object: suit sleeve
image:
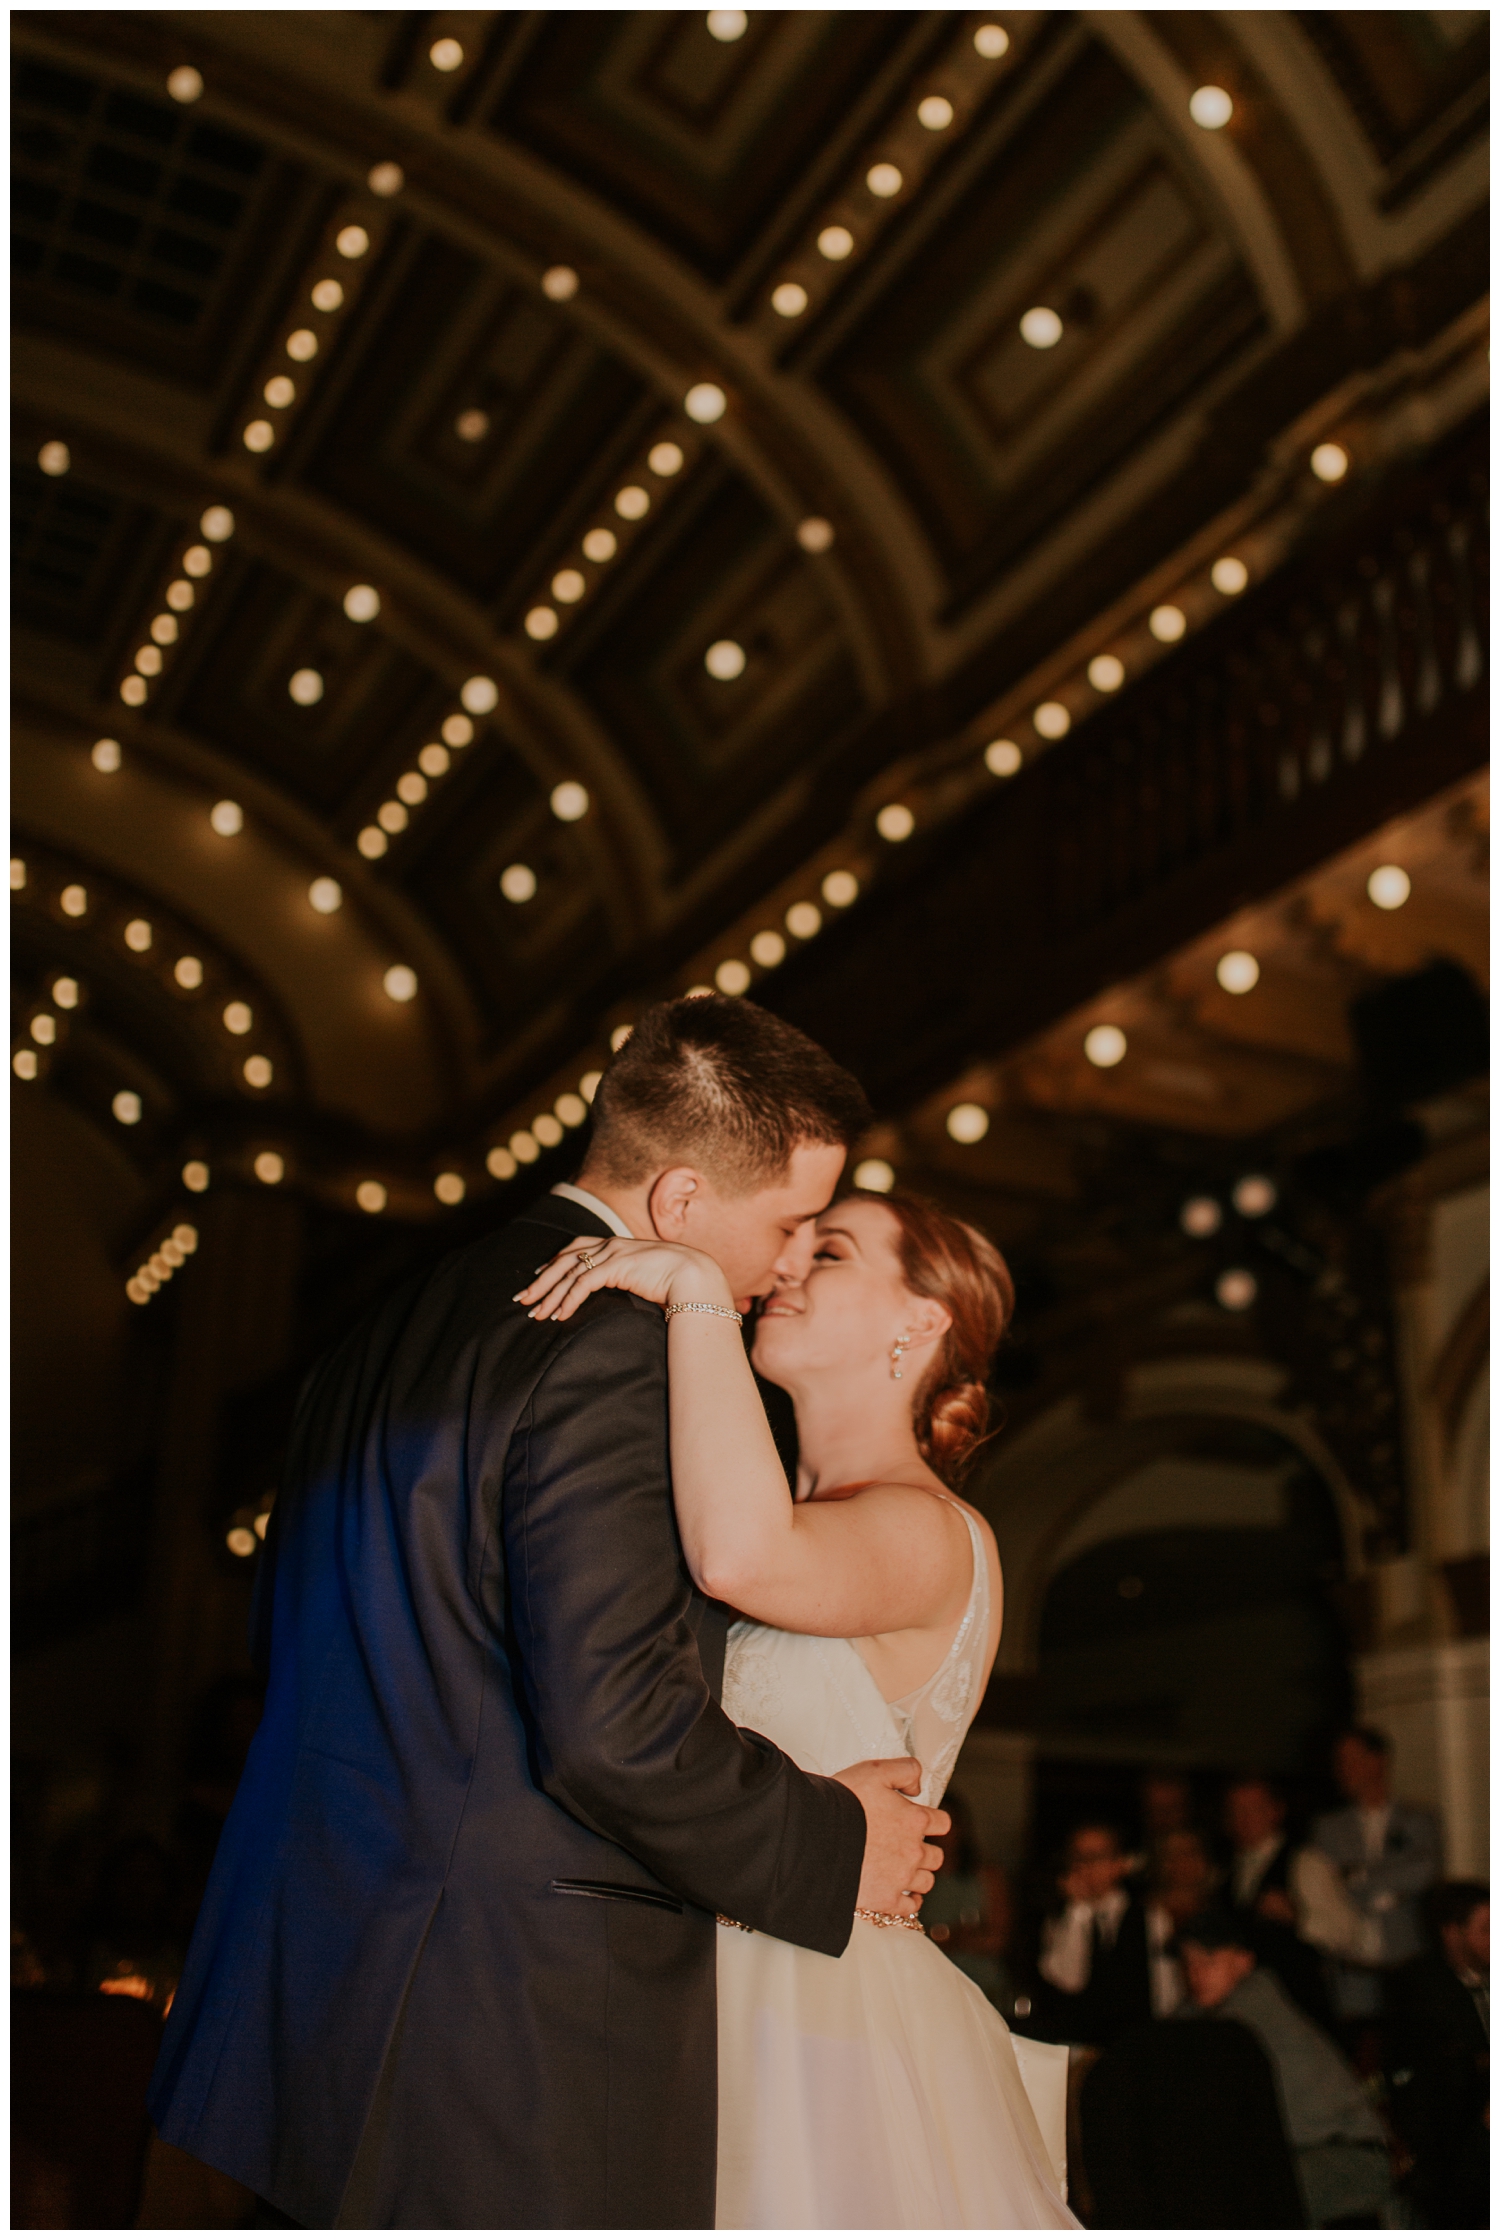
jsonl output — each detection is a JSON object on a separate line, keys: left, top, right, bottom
{"left": 496, "top": 1294, "right": 865, "bottom": 1956}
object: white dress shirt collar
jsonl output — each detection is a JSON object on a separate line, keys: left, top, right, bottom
{"left": 549, "top": 1181, "right": 634, "bottom": 1238}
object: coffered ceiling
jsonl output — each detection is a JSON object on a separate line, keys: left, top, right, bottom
{"left": 10, "top": 8, "right": 1489, "bottom": 1230}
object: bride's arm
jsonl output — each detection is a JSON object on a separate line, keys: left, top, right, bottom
{"left": 516, "top": 1239, "right": 968, "bottom": 1639}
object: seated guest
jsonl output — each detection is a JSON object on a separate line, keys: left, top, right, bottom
{"left": 1312, "top": 1726, "right": 1439, "bottom": 2033}
{"left": 1147, "top": 1825, "right": 1218, "bottom": 1932}
{"left": 1034, "top": 1821, "right": 1176, "bottom": 2043}
{"left": 1178, "top": 1908, "right": 1394, "bottom": 2228}
{"left": 1390, "top": 1880, "right": 1488, "bottom": 2230}
{"left": 1224, "top": 1774, "right": 1342, "bottom": 2028}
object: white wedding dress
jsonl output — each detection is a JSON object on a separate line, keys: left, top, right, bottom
{"left": 716, "top": 1500, "right": 1079, "bottom": 2229}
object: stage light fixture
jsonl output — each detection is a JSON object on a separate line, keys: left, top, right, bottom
{"left": 92, "top": 738, "right": 122, "bottom": 773}
{"left": 383, "top": 965, "right": 418, "bottom": 1003}
{"left": 551, "top": 782, "right": 589, "bottom": 822}
{"left": 309, "top": 878, "right": 342, "bottom": 914}
{"left": 877, "top": 804, "right": 915, "bottom": 841}
{"left": 1367, "top": 864, "right": 1410, "bottom": 910}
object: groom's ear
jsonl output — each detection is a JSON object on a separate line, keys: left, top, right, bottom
{"left": 646, "top": 1165, "right": 705, "bottom": 1239}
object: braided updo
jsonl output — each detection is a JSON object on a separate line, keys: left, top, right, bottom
{"left": 848, "top": 1188, "right": 1014, "bottom": 1486}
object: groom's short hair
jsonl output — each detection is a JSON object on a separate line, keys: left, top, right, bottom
{"left": 585, "top": 994, "right": 871, "bottom": 1191}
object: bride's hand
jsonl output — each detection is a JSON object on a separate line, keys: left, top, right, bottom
{"left": 515, "top": 1236, "right": 735, "bottom": 1323}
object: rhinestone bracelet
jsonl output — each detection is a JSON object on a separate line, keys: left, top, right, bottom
{"left": 664, "top": 1301, "right": 743, "bottom": 1326}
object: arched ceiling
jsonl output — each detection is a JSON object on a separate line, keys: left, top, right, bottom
{"left": 11, "top": 7, "right": 1489, "bottom": 1225}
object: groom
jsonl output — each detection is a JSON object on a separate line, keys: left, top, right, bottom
{"left": 150, "top": 996, "right": 948, "bottom": 2228}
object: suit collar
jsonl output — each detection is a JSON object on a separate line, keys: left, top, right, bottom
{"left": 517, "top": 1193, "right": 615, "bottom": 1242}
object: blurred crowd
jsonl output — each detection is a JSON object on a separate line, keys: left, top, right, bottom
{"left": 931, "top": 1728, "right": 1487, "bottom": 2230}
{"left": 12, "top": 1695, "right": 1487, "bottom": 2230}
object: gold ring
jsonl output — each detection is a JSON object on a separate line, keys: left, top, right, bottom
{"left": 576, "top": 1251, "right": 601, "bottom": 1273}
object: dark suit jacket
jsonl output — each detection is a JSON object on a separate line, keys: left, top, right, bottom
{"left": 1391, "top": 1952, "right": 1490, "bottom": 2226}
{"left": 149, "top": 1195, "right": 865, "bottom": 2228}
{"left": 1229, "top": 1838, "right": 1336, "bottom": 2032}
{"left": 1081, "top": 2017, "right": 1304, "bottom": 2229}
{"left": 1030, "top": 1894, "right": 1154, "bottom": 2048}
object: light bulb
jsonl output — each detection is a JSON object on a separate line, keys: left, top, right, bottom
{"left": 1084, "top": 1024, "right": 1127, "bottom": 1068}
{"left": 853, "top": 1158, "right": 895, "bottom": 1192}
{"left": 1189, "top": 85, "right": 1234, "bottom": 129}
{"left": 985, "top": 739, "right": 1022, "bottom": 776}
{"left": 946, "top": 1103, "right": 989, "bottom": 1144}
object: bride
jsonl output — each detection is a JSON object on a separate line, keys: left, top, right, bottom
{"left": 521, "top": 1187, "right": 1079, "bottom": 2230}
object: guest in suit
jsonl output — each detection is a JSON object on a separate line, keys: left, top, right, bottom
{"left": 1390, "top": 1880, "right": 1488, "bottom": 2229}
{"left": 1223, "top": 1774, "right": 1336, "bottom": 2030}
{"left": 1312, "top": 1726, "right": 1440, "bottom": 2030}
{"left": 1034, "top": 1822, "right": 1169, "bottom": 2044}
{"left": 148, "top": 996, "right": 947, "bottom": 2230}
{"left": 1178, "top": 1908, "right": 1394, "bottom": 2228}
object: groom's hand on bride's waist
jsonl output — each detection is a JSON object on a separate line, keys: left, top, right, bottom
{"left": 834, "top": 1758, "right": 949, "bottom": 1920}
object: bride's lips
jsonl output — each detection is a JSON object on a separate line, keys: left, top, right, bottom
{"left": 756, "top": 1299, "right": 801, "bottom": 1318}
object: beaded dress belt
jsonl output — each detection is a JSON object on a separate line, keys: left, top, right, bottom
{"left": 717, "top": 1909, "right": 926, "bottom": 1935}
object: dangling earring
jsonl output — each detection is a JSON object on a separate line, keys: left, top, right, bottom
{"left": 890, "top": 1333, "right": 911, "bottom": 1381}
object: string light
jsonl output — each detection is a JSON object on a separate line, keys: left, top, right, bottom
{"left": 684, "top": 383, "right": 727, "bottom": 423}
{"left": 174, "top": 956, "right": 203, "bottom": 990}
{"left": 383, "top": 965, "right": 418, "bottom": 1002}
{"left": 183, "top": 1161, "right": 210, "bottom": 1192}
{"left": 552, "top": 569, "right": 585, "bottom": 604}
{"left": 461, "top": 677, "right": 498, "bottom": 714}
{"left": 223, "top": 1001, "right": 252, "bottom": 1034}
{"left": 500, "top": 864, "right": 537, "bottom": 903}
{"left": 706, "top": 9, "right": 747, "bottom": 37}
{"left": 1084, "top": 1024, "right": 1127, "bottom": 1068}
{"left": 974, "top": 24, "right": 1009, "bottom": 57}
{"left": 1212, "top": 556, "right": 1248, "bottom": 595}
{"left": 772, "top": 283, "right": 807, "bottom": 317}
{"left": 918, "top": 95, "right": 954, "bottom": 129}
{"left": 609, "top": 1026, "right": 633, "bottom": 1052}
{"left": 555, "top": 1091, "right": 589, "bottom": 1127}
{"left": 263, "top": 376, "right": 295, "bottom": 409}
{"left": 1233, "top": 1176, "right": 1277, "bottom": 1217}
{"left": 786, "top": 901, "right": 822, "bottom": 939}
{"left": 368, "top": 162, "right": 404, "bottom": 196}
{"left": 289, "top": 669, "right": 324, "bottom": 705}
{"left": 1033, "top": 702, "right": 1070, "bottom": 740}
{"left": 112, "top": 1090, "right": 142, "bottom": 1124}
{"left": 396, "top": 773, "right": 427, "bottom": 805}
{"left": 551, "top": 782, "right": 589, "bottom": 822}
{"left": 356, "top": 1180, "right": 387, "bottom": 1212}
{"left": 61, "top": 885, "right": 88, "bottom": 918}
{"left": 705, "top": 640, "right": 746, "bottom": 680}
{"left": 946, "top": 1103, "right": 989, "bottom": 1143}
{"left": 853, "top": 1158, "right": 895, "bottom": 1191}
{"left": 335, "top": 225, "right": 370, "bottom": 259}
{"left": 822, "top": 870, "right": 859, "bottom": 907}
{"left": 614, "top": 486, "right": 649, "bottom": 520}
{"left": 358, "top": 827, "right": 388, "bottom": 859}
{"left": 442, "top": 714, "right": 474, "bottom": 747}
{"left": 533, "top": 1113, "right": 564, "bottom": 1148}
{"left": 254, "top": 1151, "right": 284, "bottom": 1184}
{"left": 201, "top": 506, "right": 234, "bottom": 542}
{"left": 1311, "top": 443, "right": 1349, "bottom": 483}
{"left": 10, "top": 860, "right": 25, "bottom": 890}
{"left": 31, "top": 1014, "right": 56, "bottom": 1045}
{"left": 1189, "top": 86, "right": 1233, "bottom": 129}
{"left": 434, "top": 1172, "right": 466, "bottom": 1204}
{"left": 750, "top": 930, "right": 786, "bottom": 967}
{"left": 817, "top": 226, "right": 854, "bottom": 261}
{"left": 797, "top": 518, "right": 834, "bottom": 553}
{"left": 308, "top": 877, "right": 342, "bottom": 914}
{"left": 985, "top": 739, "right": 1022, "bottom": 776}
{"left": 541, "top": 266, "right": 578, "bottom": 302}
{"left": 53, "top": 978, "right": 79, "bottom": 1009}
{"left": 582, "top": 528, "right": 617, "bottom": 563}
{"left": 286, "top": 328, "right": 317, "bottom": 362}
{"left": 243, "top": 1055, "right": 273, "bottom": 1088}
{"left": 648, "top": 442, "right": 684, "bottom": 476}
{"left": 1216, "top": 950, "right": 1260, "bottom": 993}
{"left": 38, "top": 441, "right": 70, "bottom": 476}
{"left": 1181, "top": 1196, "right": 1222, "bottom": 1237}
{"left": 486, "top": 1146, "right": 518, "bottom": 1180}
{"left": 877, "top": 804, "right": 914, "bottom": 840}
{"left": 183, "top": 544, "right": 212, "bottom": 577}
{"left": 418, "top": 744, "right": 450, "bottom": 777}
{"left": 581, "top": 1069, "right": 603, "bottom": 1100}
{"left": 311, "top": 279, "right": 343, "bottom": 312}
{"left": 1368, "top": 864, "right": 1410, "bottom": 910}
{"left": 715, "top": 960, "right": 751, "bottom": 995}
{"left": 243, "top": 421, "right": 274, "bottom": 453}
{"left": 510, "top": 1130, "right": 540, "bottom": 1164}
{"left": 209, "top": 800, "right": 243, "bottom": 837}
{"left": 377, "top": 801, "right": 408, "bottom": 833}
{"left": 867, "top": 163, "right": 903, "bottom": 198}
{"left": 1149, "top": 604, "right": 1186, "bottom": 642}
{"left": 1088, "top": 654, "right": 1125, "bottom": 692}
{"left": 1020, "top": 307, "right": 1062, "bottom": 349}
{"left": 344, "top": 585, "right": 380, "bottom": 622}
{"left": 1216, "top": 1268, "right": 1257, "bottom": 1310}
{"left": 92, "top": 738, "right": 121, "bottom": 773}
{"left": 13, "top": 1050, "right": 38, "bottom": 1080}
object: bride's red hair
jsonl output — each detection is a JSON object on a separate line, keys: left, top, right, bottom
{"left": 847, "top": 1189, "right": 1014, "bottom": 1486}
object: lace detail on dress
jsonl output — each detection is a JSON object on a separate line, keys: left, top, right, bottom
{"left": 722, "top": 1624, "right": 782, "bottom": 1727}
{"left": 883, "top": 1502, "right": 991, "bottom": 1807}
